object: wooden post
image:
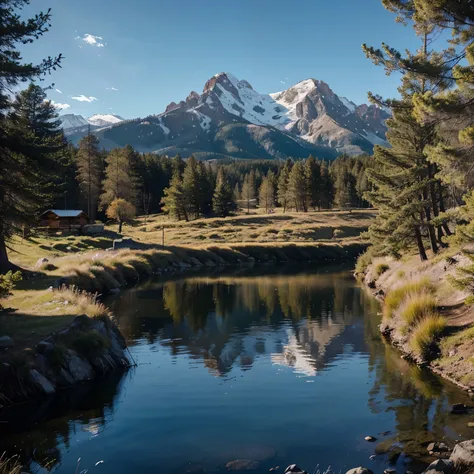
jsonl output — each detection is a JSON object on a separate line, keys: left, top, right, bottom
{"left": 162, "top": 226, "right": 165, "bottom": 249}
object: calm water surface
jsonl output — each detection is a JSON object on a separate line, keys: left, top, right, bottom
{"left": 1, "top": 264, "right": 473, "bottom": 474}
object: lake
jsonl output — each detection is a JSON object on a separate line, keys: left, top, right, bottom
{"left": 1, "top": 264, "right": 473, "bottom": 474}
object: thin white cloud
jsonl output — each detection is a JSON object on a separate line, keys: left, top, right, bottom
{"left": 71, "top": 95, "right": 98, "bottom": 103}
{"left": 55, "top": 89, "right": 63, "bottom": 94}
{"left": 76, "top": 33, "right": 106, "bottom": 48}
{"left": 280, "top": 80, "right": 286, "bottom": 85}
{"left": 106, "top": 87, "right": 119, "bottom": 91}
{"left": 50, "top": 100, "right": 70, "bottom": 110}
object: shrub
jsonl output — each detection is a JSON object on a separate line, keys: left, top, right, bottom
{"left": 397, "top": 270, "right": 405, "bottom": 278}
{"left": 332, "top": 228, "right": 344, "bottom": 239}
{"left": 375, "top": 263, "right": 390, "bottom": 277}
{"left": 400, "top": 293, "right": 438, "bottom": 331}
{"left": 410, "top": 315, "right": 446, "bottom": 359}
{"left": 355, "top": 247, "right": 375, "bottom": 274}
{"left": 0, "top": 271, "right": 22, "bottom": 307}
{"left": 383, "top": 278, "right": 434, "bottom": 319}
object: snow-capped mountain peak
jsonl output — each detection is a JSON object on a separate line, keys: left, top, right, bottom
{"left": 88, "top": 114, "right": 124, "bottom": 127}
{"left": 64, "top": 72, "right": 389, "bottom": 159}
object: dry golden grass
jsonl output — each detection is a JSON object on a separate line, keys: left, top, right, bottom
{"left": 0, "top": 454, "right": 22, "bottom": 474}
{"left": 410, "top": 315, "right": 447, "bottom": 359}
{"left": 0, "top": 287, "right": 111, "bottom": 350}
{"left": 117, "top": 209, "right": 375, "bottom": 247}
{"left": 383, "top": 278, "right": 435, "bottom": 320}
{"left": 399, "top": 293, "right": 438, "bottom": 332}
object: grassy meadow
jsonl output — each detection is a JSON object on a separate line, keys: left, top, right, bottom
{"left": 1, "top": 208, "right": 374, "bottom": 352}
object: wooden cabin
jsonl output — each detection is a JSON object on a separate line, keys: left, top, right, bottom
{"left": 39, "top": 210, "right": 88, "bottom": 231}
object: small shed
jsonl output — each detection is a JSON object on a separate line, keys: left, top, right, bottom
{"left": 39, "top": 210, "right": 89, "bottom": 231}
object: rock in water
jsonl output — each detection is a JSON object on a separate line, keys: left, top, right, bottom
{"left": 0, "top": 336, "right": 14, "bottom": 349}
{"left": 422, "top": 459, "right": 454, "bottom": 474}
{"left": 226, "top": 460, "right": 260, "bottom": 471}
{"left": 345, "top": 468, "right": 374, "bottom": 474}
{"left": 365, "top": 436, "right": 377, "bottom": 442}
{"left": 427, "top": 442, "right": 450, "bottom": 453}
{"left": 284, "top": 465, "right": 307, "bottom": 474}
{"left": 450, "top": 439, "right": 474, "bottom": 465}
{"left": 29, "top": 369, "right": 55, "bottom": 395}
{"left": 451, "top": 403, "right": 468, "bottom": 414}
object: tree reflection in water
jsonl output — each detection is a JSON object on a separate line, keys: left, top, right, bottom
{"left": 1, "top": 265, "right": 472, "bottom": 474}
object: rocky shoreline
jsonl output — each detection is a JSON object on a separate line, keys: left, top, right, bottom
{"left": 359, "top": 253, "right": 474, "bottom": 393}
{"left": 0, "top": 314, "right": 130, "bottom": 407}
{"left": 280, "top": 438, "right": 474, "bottom": 474}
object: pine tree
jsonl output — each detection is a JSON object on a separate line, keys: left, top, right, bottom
{"left": 305, "top": 155, "right": 321, "bottom": 210}
{"left": 76, "top": 131, "right": 102, "bottom": 222}
{"left": 161, "top": 171, "right": 187, "bottom": 221}
{"left": 363, "top": 20, "right": 453, "bottom": 257}
{"left": 100, "top": 147, "right": 138, "bottom": 211}
{"left": 259, "top": 174, "right": 275, "bottom": 213}
{"left": 182, "top": 156, "right": 202, "bottom": 220}
{"left": 198, "top": 161, "right": 214, "bottom": 216}
{"left": 241, "top": 171, "right": 256, "bottom": 214}
{"left": 233, "top": 182, "right": 241, "bottom": 201}
{"left": 213, "top": 168, "right": 235, "bottom": 217}
{"left": 287, "top": 161, "right": 307, "bottom": 212}
{"left": 277, "top": 159, "right": 292, "bottom": 212}
{"left": 9, "top": 84, "right": 67, "bottom": 206}
{"left": 0, "top": 1, "right": 62, "bottom": 269}
{"left": 319, "top": 161, "right": 333, "bottom": 209}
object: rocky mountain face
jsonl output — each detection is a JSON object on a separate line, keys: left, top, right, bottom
{"left": 64, "top": 73, "right": 388, "bottom": 160}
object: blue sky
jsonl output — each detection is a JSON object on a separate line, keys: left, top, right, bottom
{"left": 19, "top": 0, "right": 423, "bottom": 119}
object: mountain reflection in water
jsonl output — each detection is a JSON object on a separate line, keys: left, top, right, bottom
{"left": 1, "top": 265, "right": 473, "bottom": 474}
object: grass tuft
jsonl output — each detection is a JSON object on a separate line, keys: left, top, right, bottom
{"left": 383, "top": 278, "right": 435, "bottom": 320}
{"left": 410, "top": 315, "right": 446, "bottom": 359}
{"left": 400, "top": 293, "right": 438, "bottom": 332}
{"left": 0, "top": 454, "right": 22, "bottom": 474}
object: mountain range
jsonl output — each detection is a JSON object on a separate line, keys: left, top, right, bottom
{"left": 62, "top": 73, "right": 389, "bottom": 160}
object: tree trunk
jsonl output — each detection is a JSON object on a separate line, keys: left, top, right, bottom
{"left": 0, "top": 234, "right": 11, "bottom": 273}
{"left": 423, "top": 199, "right": 439, "bottom": 254}
{"left": 118, "top": 220, "right": 123, "bottom": 233}
{"left": 414, "top": 227, "right": 428, "bottom": 261}
{"left": 439, "top": 191, "right": 452, "bottom": 236}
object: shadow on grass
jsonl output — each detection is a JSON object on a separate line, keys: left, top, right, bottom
{"left": 0, "top": 310, "right": 76, "bottom": 351}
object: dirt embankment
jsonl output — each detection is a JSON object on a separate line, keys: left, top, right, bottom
{"left": 362, "top": 251, "right": 474, "bottom": 391}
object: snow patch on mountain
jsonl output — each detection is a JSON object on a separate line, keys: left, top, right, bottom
{"left": 339, "top": 97, "right": 357, "bottom": 113}
{"left": 88, "top": 114, "right": 124, "bottom": 127}
{"left": 211, "top": 74, "right": 288, "bottom": 128}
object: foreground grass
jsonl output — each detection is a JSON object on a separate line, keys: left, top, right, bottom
{"left": 365, "top": 249, "right": 474, "bottom": 388}
{"left": 383, "top": 278, "right": 435, "bottom": 320}
{"left": 410, "top": 315, "right": 447, "bottom": 359}
{"left": 399, "top": 293, "right": 438, "bottom": 332}
{"left": 0, "top": 454, "right": 21, "bottom": 474}
{"left": 0, "top": 288, "right": 111, "bottom": 351}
